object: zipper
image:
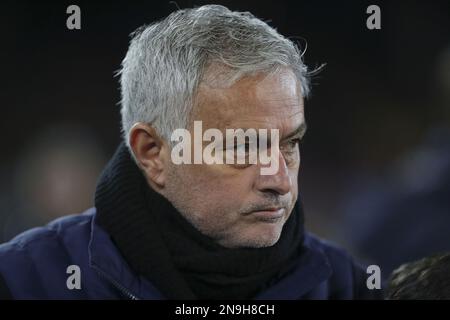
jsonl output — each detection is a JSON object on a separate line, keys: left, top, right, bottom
{"left": 92, "top": 265, "right": 140, "bottom": 300}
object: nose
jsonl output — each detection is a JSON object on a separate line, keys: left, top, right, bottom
{"left": 254, "top": 150, "right": 292, "bottom": 196}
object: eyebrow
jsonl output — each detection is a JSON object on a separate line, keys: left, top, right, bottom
{"left": 281, "top": 121, "right": 307, "bottom": 142}
{"left": 222, "top": 122, "right": 307, "bottom": 146}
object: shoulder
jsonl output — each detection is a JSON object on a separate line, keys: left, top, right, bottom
{"left": 0, "top": 209, "right": 94, "bottom": 257}
{"left": 303, "top": 232, "right": 384, "bottom": 299}
{"left": 304, "top": 232, "right": 354, "bottom": 269}
{"left": 0, "top": 209, "right": 95, "bottom": 299}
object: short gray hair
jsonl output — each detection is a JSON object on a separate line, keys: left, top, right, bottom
{"left": 119, "top": 4, "right": 313, "bottom": 147}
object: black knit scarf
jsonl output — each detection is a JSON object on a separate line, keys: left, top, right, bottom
{"left": 95, "top": 143, "right": 305, "bottom": 299}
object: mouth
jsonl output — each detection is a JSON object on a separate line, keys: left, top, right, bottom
{"left": 248, "top": 207, "right": 285, "bottom": 223}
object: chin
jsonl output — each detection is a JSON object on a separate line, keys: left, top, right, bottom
{"left": 231, "top": 223, "right": 284, "bottom": 248}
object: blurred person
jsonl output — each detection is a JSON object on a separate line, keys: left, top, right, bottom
{"left": 0, "top": 5, "right": 381, "bottom": 299}
{"left": 1, "top": 125, "right": 106, "bottom": 241}
{"left": 387, "top": 253, "right": 450, "bottom": 300}
{"left": 338, "top": 44, "right": 450, "bottom": 275}
{"left": 340, "top": 127, "right": 450, "bottom": 273}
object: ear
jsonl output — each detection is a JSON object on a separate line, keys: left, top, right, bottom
{"left": 129, "top": 123, "right": 169, "bottom": 189}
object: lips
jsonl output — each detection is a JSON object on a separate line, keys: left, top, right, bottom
{"left": 249, "top": 207, "right": 285, "bottom": 222}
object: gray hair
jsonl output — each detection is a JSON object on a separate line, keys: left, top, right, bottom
{"left": 119, "top": 4, "right": 314, "bottom": 147}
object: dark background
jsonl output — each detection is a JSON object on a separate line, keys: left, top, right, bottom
{"left": 1, "top": 0, "right": 449, "bottom": 274}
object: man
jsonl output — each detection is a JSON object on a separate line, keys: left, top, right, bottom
{"left": 0, "top": 5, "right": 381, "bottom": 299}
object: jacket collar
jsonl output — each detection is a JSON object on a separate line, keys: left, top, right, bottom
{"left": 88, "top": 212, "right": 332, "bottom": 300}
{"left": 254, "top": 237, "right": 332, "bottom": 299}
{"left": 88, "top": 212, "right": 165, "bottom": 299}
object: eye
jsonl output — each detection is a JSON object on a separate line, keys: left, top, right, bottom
{"left": 283, "top": 138, "right": 300, "bottom": 151}
{"left": 288, "top": 139, "right": 300, "bottom": 148}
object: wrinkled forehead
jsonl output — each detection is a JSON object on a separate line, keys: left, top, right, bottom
{"left": 192, "top": 69, "right": 305, "bottom": 136}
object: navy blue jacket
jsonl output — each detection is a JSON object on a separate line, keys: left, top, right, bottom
{"left": 0, "top": 208, "right": 382, "bottom": 299}
{"left": 0, "top": 208, "right": 381, "bottom": 300}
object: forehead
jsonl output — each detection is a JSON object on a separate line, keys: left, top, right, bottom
{"left": 193, "top": 69, "right": 305, "bottom": 136}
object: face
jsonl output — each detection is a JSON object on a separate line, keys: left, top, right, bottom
{"left": 163, "top": 68, "right": 306, "bottom": 248}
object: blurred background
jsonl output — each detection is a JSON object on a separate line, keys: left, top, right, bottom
{"left": 0, "top": 0, "right": 449, "bottom": 276}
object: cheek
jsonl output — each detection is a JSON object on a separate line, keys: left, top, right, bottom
{"left": 292, "top": 148, "right": 302, "bottom": 168}
{"left": 190, "top": 164, "right": 256, "bottom": 203}
{"left": 288, "top": 164, "right": 300, "bottom": 195}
